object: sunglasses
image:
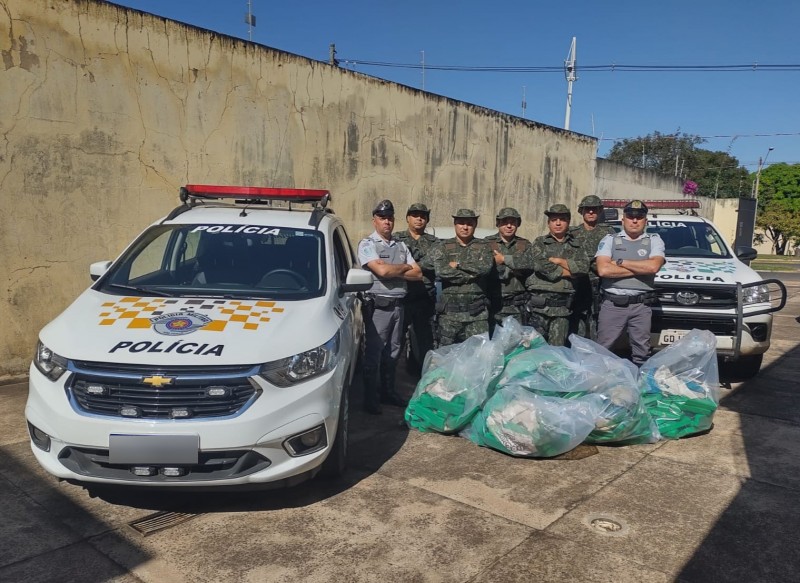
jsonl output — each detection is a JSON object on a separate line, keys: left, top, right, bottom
{"left": 582, "top": 207, "right": 600, "bottom": 213}
{"left": 624, "top": 212, "right": 647, "bottom": 220}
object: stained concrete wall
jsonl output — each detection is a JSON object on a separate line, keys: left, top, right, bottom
{"left": 0, "top": 0, "right": 597, "bottom": 378}
{"left": 595, "top": 158, "right": 684, "bottom": 201}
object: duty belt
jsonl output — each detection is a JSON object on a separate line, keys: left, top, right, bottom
{"left": 526, "top": 294, "right": 572, "bottom": 309}
{"left": 440, "top": 297, "right": 488, "bottom": 316}
{"left": 603, "top": 291, "right": 657, "bottom": 306}
{"left": 371, "top": 295, "right": 404, "bottom": 310}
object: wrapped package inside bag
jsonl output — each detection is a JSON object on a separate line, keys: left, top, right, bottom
{"left": 568, "top": 335, "right": 660, "bottom": 444}
{"left": 492, "top": 316, "right": 547, "bottom": 364}
{"left": 496, "top": 337, "right": 659, "bottom": 444}
{"left": 405, "top": 333, "right": 505, "bottom": 433}
{"left": 461, "top": 384, "right": 604, "bottom": 457}
{"left": 496, "top": 347, "right": 583, "bottom": 396}
{"left": 638, "top": 329, "right": 720, "bottom": 439}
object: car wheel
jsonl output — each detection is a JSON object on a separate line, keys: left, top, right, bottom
{"left": 319, "top": 386, "right": 349, "bottom": 479}
{"left": 725, "top": 354, "right": 763, "bottom": 380}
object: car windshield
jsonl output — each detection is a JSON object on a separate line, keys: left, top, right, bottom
{"left": 97, "top": 224, "right": 326, "bottom": 300}
{"left": 612, "top": 219, "right": 731, "bottom": 259}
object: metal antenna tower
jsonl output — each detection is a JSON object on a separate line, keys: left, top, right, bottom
{"left": 564, "top": 37, "right": 577, "bottom": 130}
{"left": 245, "top": 1, "right": 256, "bottom": 41}
{"left": 522, "top": 86, "right": 527, "bottom": 118}
{"left": 421, "top": 50, "right": 425, "bottom": 90}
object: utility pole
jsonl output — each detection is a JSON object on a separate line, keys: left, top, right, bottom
{"left": 521, "top": 86, "right": 527, "bottom": 118}
{"left": 753, "top": 147, "right": 774, "bottom": 199}
{"left": 421, "top": 50, "right": 425, "bottom": 91}
{"left": 244, "top": 0, "right": 256, "bottom": 41}
{"left": 563, "top": 37, "right": 577, "bottom": 130}
{"left": 329, "top": 44, "right": 339, "bottom": 66}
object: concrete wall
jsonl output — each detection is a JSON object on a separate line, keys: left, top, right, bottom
{"left": 0, "top": 0, "right": 597, "bottom": 378}
{"left": 595, "top": 158, "right": 685, "bottom": 201}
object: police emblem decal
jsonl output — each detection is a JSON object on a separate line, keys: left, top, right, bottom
{"left": 151, "top": 312, "right": 212, "bottom": 336}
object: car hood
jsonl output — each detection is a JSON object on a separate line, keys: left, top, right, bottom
{"left": 656, "top": 257, "right": 760, "bottom": 286}
{"left": 39, "top": 290, "right": 338, "bottom": 365}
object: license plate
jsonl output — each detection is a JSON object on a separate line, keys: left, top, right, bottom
{"left": 109, "top": 434, "right": 199, "bottom": 464}
{"left": 659, "top": 329, "right": 688, "bottom": 346}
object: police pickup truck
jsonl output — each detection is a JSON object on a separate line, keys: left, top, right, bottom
{"left": 607, "top": 209, "right": 786, "bottom": 378}
{"left": 26, "top": 185, "right": 373, "bottom": 489}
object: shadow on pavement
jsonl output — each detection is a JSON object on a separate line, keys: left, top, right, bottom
{"left": 0, "top": 442, "right": 154, "bottom": 582}
{"left": 79, "top": 367, "right": 413, "bottom": 513}
{"left": 677, "top": 342, "right": 800, "bottom": 581}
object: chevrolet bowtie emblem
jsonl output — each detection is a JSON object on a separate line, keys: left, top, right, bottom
{"left": 142, "top": 375, "right": 174, "bottom": 388}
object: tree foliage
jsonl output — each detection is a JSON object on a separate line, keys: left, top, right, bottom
{"left": 753, "top": 163, "right": 800, "bottom": 254}
{"left": 606, "top": 131, "right": 749, "bottom": 199}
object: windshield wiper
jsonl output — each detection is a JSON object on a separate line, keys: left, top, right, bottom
{"left": 105, "top": 283, "right": 173, "bottom": 297}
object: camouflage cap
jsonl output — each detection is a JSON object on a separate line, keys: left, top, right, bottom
{"left": 495, "top": 207, "right": 522, "bottom": 221}
{"left": 372, "top": 199, "right": 395, "bottom": 216}
{"left": 544, "top": 203, "right": 571, "bottom": 217}
{"left": 406, "top": 202, "right": 430, "bottom": 215}
{"left": 623, "top": 199, "right": 648, "bottom": 214}
{"left": 578, "top": 195, "right": 604, "bottom": 210}
{"left": 452, "top": 208, "right": 479, "bottom": 219}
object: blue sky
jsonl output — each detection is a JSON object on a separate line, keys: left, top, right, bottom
{"left": 109, "top": 0, "right": 799, "bottom": 174}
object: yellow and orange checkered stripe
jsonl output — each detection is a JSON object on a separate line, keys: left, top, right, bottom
{"left": 98, "top": 297, "right": 284, "bottom": 332}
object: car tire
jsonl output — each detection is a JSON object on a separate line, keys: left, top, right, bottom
{"left": 319, "top": 386, "right": 349, "bottom": 479}
{"left": 726, "top": 354, "right": 763, "bottom": 380}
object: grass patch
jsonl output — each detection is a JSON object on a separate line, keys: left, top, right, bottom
{"left": 751, "top": 262, "right": 798, "bottom": 272}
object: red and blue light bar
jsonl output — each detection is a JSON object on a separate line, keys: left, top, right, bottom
{"left": 182, "top": 185, "right": 330, "bottom": 202}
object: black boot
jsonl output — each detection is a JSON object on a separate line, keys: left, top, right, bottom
{"left": 362, "top": 367, "right": 382, "bottom": 415}
{"left": 380, "top": 362, "right": 408, "bottom": 407}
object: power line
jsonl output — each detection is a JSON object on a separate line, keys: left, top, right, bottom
{"left": 599, "top": 131, "right": 800, "bottom": 142}
{"left": 339, "top": 59, "right": 800, "bottom": 73}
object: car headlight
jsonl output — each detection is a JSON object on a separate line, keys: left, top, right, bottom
{"left": 259, "top": 332, "right": 340, "bottom": 387}
{"left": 33, "top": 341, "right": 68, "bottom": 381}
{"left": 743, "top": 284, "right": 769, "bottom": 305}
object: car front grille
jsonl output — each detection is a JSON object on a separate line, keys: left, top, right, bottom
{"left": 652, "top": 313, "right": 737, "bottom": 336}
{"left": 58, "top": 446, "right": 271, "bottom": 481}
{"left": 656, "top": 285, "right": 738, "bottom": 310}
{"left": 67, "top": 362, "right": 261, "bottom": 420}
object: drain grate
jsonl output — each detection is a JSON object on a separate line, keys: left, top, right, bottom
{"left": 128, "top": 511, "right": 198, "bottom": 536}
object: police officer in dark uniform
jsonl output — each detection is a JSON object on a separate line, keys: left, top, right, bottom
{"left": 393, "top": 203, "right": 439, "bottom": 373}
{"left": 357, "top": 200, "right": 422, "bottom": 414}
{"left": 524, "top": 204, "right": 588, "bottom": 346}
{"left": 596, "top": 200, "right": 666, "bottom": 366}
{"left": 485, "top": 207, "right": 534, "bottom": 328}
{"left": 569, "top": 195, "right": 616, "bottom": 340}
{"left": 421, "top": 209, "right": 495, "bottom": 346}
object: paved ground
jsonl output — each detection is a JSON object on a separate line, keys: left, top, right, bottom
{"left": 1, "top": 274, "right": 798, "bottom": 582}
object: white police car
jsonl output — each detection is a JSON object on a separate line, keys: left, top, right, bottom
{"left": 26, "top": 185, "right": 373, "bottom": 488}
{"left": 609, "top": 211, "right": 786, "bottom": 378}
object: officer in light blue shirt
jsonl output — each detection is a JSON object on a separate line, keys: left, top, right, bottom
{"left": 595, "top": 200, "right": 665, "bottom": 365}
{"left": 357, "top": 200, "right": 421, "bottom": 414}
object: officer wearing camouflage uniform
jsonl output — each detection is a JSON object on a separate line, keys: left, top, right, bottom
{"left": 420, "top": 209, "right": 495, "bottom": 346}
{"left": 569, "top": 195, "right": 616, "bottom": 340}
{"left": 596, "top": 199, "right": 665, "bottom": 366}
{"left": 358, "top": 200, "right": 422, "bottom": 415}
{"left": 485, "top": 207, "right": 535, "bottom": 327}
{"left": 524, "top": 203, "right": 589, "bottom": 346}
{"left": 393, "top": 203, "right": 439, "bottom": 371}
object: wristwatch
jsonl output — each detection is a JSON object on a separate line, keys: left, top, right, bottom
{"left": 616, "top": 258, "right": 624, "bottom": 266}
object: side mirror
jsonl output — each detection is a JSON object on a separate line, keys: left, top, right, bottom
{"left": 340, "top": 268, "right": 373, "bottom": 294}
{"left": 735, "top": 246, "right": 758, "bottom": 262}
{"left": 89, "top": 260, "right": 112, "bottom": 281}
